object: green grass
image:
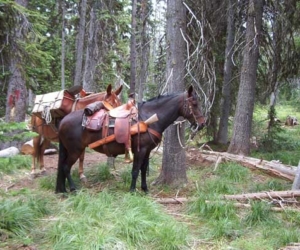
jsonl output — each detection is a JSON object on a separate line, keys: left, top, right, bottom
{"left": 41, "top": 190, "right": 189, "bottom": 249}
{"left": 1, "top": 102, "right": 300, "bottom": 249}
{"left": 252, "top": 103, "right": 300, "bottom": 165}
{"left": 0, "top": 155, "right": 31, "bottom": 176}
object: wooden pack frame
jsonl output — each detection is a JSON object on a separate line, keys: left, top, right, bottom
{"left": 32, "top": 90, "right": 75, "bottom": 119}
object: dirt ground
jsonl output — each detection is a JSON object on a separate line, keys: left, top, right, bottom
{"left": 1, "top": 147, "right": 213, "bottom": 193}
{"left": 0, "top": 151, "right": 109, "bottom": 192}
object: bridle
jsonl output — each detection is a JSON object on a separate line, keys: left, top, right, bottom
{"left": 182, "top": 95, "right": 203, "bottom": 133}
{"left": 172, "top": 94, "right": 204, "bottom": 148}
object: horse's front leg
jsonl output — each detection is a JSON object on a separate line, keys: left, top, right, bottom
{"left": 31, "top": 154, "right": 37, "bottom": 175}
{"left": 39, "top": 139, "right": 50, "bottom": 173}
{"left": 78, "top": 151, "right": 87, "bottom": 183}
{"left": 130, "top": 151, "right": 147, "bottom": 192}
{"left": 31, "top": 136, "right": 40, "bottom": 175}
{"left": 130, "top": 166, "right": 139, "bottom": 192}
{"left": 140, "top": 156, "right": 150, "bottom": 193}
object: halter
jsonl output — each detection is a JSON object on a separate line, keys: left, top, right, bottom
{"left": 174, "top": 93, "right": 204, "bottom": 148}
{"left": 182, "top": 95, "right": 202, "bottom": 132}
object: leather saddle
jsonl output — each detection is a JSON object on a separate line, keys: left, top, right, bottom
{"left": 83, "top": 99, "right": 137, "bottom": 162}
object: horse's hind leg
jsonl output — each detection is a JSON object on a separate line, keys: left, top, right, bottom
{"left": 56, "top": 163, "right": 67, "bottom": 193}
{"left": 130, "top": 151, "right": 149, "bottom": 192}
{"left": 78, "top": 151, "right": 87, "bottom": 183}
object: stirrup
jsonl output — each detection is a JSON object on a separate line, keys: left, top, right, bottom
{"left": 124, "top": 148, "right": 133, "bottom": 163}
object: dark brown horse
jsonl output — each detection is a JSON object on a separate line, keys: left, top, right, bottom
{"left": 31, "top": 84, "right": 123, "bottom": 180}
{"left": 55, "top": 86, "right": 206, "bottom": 193}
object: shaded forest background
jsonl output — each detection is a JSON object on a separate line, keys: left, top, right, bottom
{"left": 1, "top": 0, "right": 300, "bottom": 155}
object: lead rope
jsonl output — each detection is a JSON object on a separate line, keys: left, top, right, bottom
{"left": 174, "top": 120, "right": 193, "bottom": 149}
{"left": 42, "top": 106, "right": 52, "bottom": 124}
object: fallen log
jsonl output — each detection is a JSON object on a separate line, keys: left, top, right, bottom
{"left": 224, "top": 190, "right": 300, "bottom": 201}
{"left": 21, "top": 140, "right": 34, "bottom": 155}
{"left": 0, "top": 147, "right": 20, "bottom": 158}
{"left": 155, "top": 197, "right": 300, "bottom": 212}
{"left": 21, "top": 140, "right": 58, "bottom": 155}
{"left": 292, "top": 162, "right": 300, "bottom": 190}
{"left": 200, "top": 149, "right": 297, "bottom": 181}
{"left": 155, "top": 191, "right": 300, "bottom": 204}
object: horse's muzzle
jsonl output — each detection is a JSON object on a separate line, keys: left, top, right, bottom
{"left": 191, "top": 122, "right": 205, "bottom": 132}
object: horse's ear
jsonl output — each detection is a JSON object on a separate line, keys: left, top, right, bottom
{"left": 106, "top": 84, "right": 112, "bottom": 95}
{"left": 187, "top": 85, "right": 193, "bottom": 97}
{"left": 114, "top": 85, "right": 123, "bottom": 96}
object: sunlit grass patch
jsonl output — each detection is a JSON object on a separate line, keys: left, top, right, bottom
{"left": 43, "top": 190, "right": 189, "bottom": 249}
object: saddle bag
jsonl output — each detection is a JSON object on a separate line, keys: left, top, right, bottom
{"left": 84, "top": 109, "right": 107, "bottom": 131}
{"left": 32, "top": 90, "right": 75, "bottom": 119}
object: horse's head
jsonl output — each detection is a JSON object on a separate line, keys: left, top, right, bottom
{"left": 104, "top": 84, "right": 123, "bottom": 108}
{"left": 181, "top": 86, "right": 206, "bottom": 132}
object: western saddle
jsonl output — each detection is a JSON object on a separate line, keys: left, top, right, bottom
{"left": 83, "top": 98, "right": 137, "bottom": 162}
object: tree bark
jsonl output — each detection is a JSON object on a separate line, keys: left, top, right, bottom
{"left": 83, "top": 4, "right": 99, "bottom": 92}
{"left": 129, "top": 0, "right": 137, "bottom": 95}
{"left": 217, "top": 0, "right": 236, "bottom": 145}
{"left": 5, "top": 0, "right": 29, "bottom": 122}
{"left": 61, "top": 0, "right": 66, "bottom": 90}
{"left": 154, "top": 0, "right": 187, "bottom": 187}
{"left": 137, "top": 0, "right": 150, "bottom": 102}
{"left": 74, "top": 0, "right": 87, "bottom": 87}
{"left": 227, "top": 0, "right": 264, "bottom": 155}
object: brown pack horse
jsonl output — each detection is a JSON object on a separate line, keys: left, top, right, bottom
{"left": 55, "top": 86, "right": 206, "bottom": 193}
{"left": 31, "top": 84, "right": 123, "bottom": 180}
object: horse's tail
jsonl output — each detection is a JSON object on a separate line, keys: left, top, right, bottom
{"left": 55, "top": 139, "right": 68, "bottom": 193}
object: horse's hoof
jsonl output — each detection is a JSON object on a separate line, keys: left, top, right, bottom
{"left": 30, "top": 173, "right": 38, "bottom": 179}
{"left": 40, "top": 170, "right": 47, "bottom": 176}
{"left": 55, "top": 189, "right": 67, "bottom": 194}
{"left": 80, "top": 176, "right": 87, "bottom": 183}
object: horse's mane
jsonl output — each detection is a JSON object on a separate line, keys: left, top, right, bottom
{"left": 144, "top": 93, "right": 180, "bottom": 103}
{"left": 81, "top": 91, "right": 106, "bottom": 100}
{"left": 138, "top": 93, "right": 182, "bottom": 110}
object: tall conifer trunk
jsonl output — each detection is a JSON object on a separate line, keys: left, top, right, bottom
{"left": 154, "top": 0, "right": 187, "bottom": 187}
{"left": 5, "top": 0, "right": 29, "bottom": 122}
{"left": 228, "top": 0, "right": 264, "bottom": 155}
